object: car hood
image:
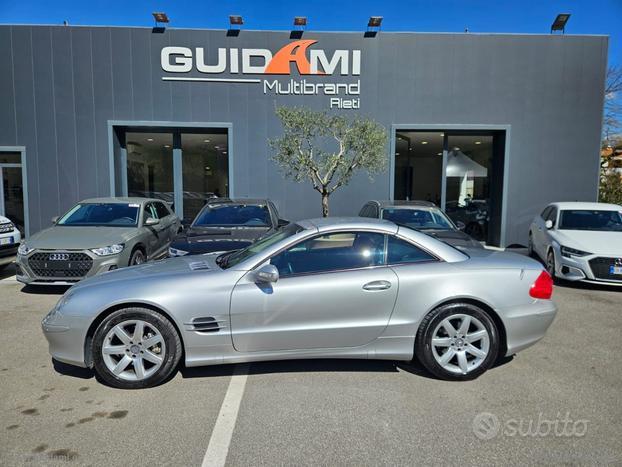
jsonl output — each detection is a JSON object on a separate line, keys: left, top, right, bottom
{"left": 422, "top": 229, "right": 483, "bottom": 249}
{"left": 551, "top": 230, "right": 622, "bottom": 256}
{"left": 171, "top": 226, "right": 271, "bottom": 254}
{"left": 72, "top": 254, "right": 222, "bottom": 290}
{"left": 26, "top": 226, "right": 138, "bottom": 250}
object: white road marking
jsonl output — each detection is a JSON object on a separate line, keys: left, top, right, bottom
{"left": 201, "top": 363, "right": 250, "bottom": 467}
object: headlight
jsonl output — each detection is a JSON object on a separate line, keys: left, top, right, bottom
{"left": 91, "top": 244, "right": 124, "bottom": 256}
{"left": 18, "top": 243, "right": 34, "bottom": 256}
{"left": 168, "top": 247, "right": 189, "bottom": 257}
{"left": 560, "top": 246, "right": 591, "bottom": 258}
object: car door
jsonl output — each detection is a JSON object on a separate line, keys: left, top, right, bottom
{"left": 154, "top": 201, "right": 177, "bottom": 244}
{"left": 229, "top": 231, "right": 399, "bottom": 352}
{"left": 542, "top": 206, "right": 558, "bottom": 253}
{"left": 143, "top": 202, "right": 165, "bottom": 259}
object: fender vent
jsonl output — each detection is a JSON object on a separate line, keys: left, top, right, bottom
{"left": 190, "top": 317, "right": 223, "bottom": 333}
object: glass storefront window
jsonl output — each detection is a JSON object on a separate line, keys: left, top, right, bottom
{"left": 181, "top": 132, "right": 229, "bottom": 220}
{"left": 1, "top": 166, "right": 25, "bottom": 233}
{"left": 126, "top": 132, "right": 174, "bottom": 204}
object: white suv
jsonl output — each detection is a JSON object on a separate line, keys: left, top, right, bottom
{"left": 0, "top": 215, "right": 21, "bottom": 272}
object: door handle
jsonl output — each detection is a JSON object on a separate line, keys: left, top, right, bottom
{"left": 363, "top": 280, "right": 392, "bottom": 291}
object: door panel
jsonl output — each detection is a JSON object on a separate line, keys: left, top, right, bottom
{"left": 230, "top": 267, "right": 399, "bottom": 352}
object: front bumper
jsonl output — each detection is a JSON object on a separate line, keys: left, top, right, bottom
{"left": 552, "top": 248, "right": 622, "bottom": 286}
{"left": 0, "top": 230, "right": 21, "bottom": 266}
{"left": 42, "top": 310, "right": 90, "bottom": 368}
{"left": 16, "top": 248, "right": 130, "bottom": 285}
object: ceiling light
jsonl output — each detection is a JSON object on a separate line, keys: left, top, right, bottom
{"left": 440, "top": 133, "right": 444, "bottom": 137}
{"left": 395, "top": 152, "right": 400, "bottom": 156}
{"left": 421, "top": 141, "right": 428, "bottom": 145}
{"left": 475, "top": 141, "right": 482, "bottom": 145}
{"left": 203, "top": 139, "right": 210, "bottom": 143}
{"left": 205, "top": 166, "right": 211, "bottom": 170}
{"left": 147, "top": 138, "right": 154, "bottom": 142}
{"left": 437, "top": 152, "right": 442, "bottom": 156}
{"left": 164, "top": 144, "right": 170, "bottom": 148}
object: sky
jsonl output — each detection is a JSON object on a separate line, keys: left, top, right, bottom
{"left": 0, "top": 0, "right": 620, "bottom": 66}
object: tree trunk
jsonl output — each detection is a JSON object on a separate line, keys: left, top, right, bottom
{"left": 321, "top": 191, "right": 330, "bottom": 217}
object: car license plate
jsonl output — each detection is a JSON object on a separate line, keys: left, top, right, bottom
{"left": 0, "top": 237, "right": 14, "bottom": 245}
{"left": 610, "top": 265, "right": 622, "bottom": 275}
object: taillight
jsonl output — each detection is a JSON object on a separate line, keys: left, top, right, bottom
{"left": 529, "top": 270, "right": 554, "bottom": 299}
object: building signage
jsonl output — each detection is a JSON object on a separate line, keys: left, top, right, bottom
{"left": 161, "top": 40, "right": 361, "bottom": 109}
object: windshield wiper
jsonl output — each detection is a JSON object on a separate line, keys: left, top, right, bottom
{"left": 216, "top": 250, "right": 237, "bottom": 268}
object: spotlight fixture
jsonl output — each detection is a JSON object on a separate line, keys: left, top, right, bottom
{"left": 152, "top": 12, "right": 169, "bottom": 24}
{"left": 368, "top": 16, "right": 383, "bottom": 28}
{"left": 229, "top": 15, "right": 244, "bottom": 26}
{"left": 551, "top": 13, "right": 570, "bottom": 34}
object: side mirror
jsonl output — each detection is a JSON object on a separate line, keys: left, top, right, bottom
{"left": 51, "top": 216, "right": 59, "bottom": 224}
{"left": 277, "top": 218, "right": 290, "bottom": 228}
{"left": 456, "top": 221, "right": 466, "bottom": 231}
{"left": 145, "top": 217, "right": 160, "bottom": 226}
{"left": 545, "top": 220, "right": 554, "bottom": 230}
{"left": 254, "top": 264, "right": 279, "bottom": 283}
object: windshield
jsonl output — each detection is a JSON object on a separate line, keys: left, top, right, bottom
{"left": 558, "top": 209, "right": 622, "bottom": 232}
{"left": 219, "top": 223, "right": 304, "bottom": 269}
{"left": 193, "top": 204, "right": 271, "bottom": 227}
{"left": 57, "top": 203, "right": 140, "bottom": 227}
{"left": 381, "top": 208, "right": 455, "bottom": 230}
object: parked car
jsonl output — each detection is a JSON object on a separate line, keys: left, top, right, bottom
{"left": 17, "top": 197, "right": 180, "bottom": 285}
{"left": 168, "top": 198, "right": 287, "bottom": 257}
{"left": 528, "top": 201, "right": 622, "bottom": 285}
{"left": 359, "top": 200, "right": 483, "bottom": 249}
{"left": 0, "top": 215, "right": 21, "bottom": 271}
{"left": 42, "top": 217, "right": 555, "bottom": 389}
{"left": 445, "top": 199, "right": 489, "bottom": 241}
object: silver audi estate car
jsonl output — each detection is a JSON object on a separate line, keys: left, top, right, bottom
{"left": 17, "top": 198, "right": 180, "bottom": 285}
{"left": 42, "top": 217, "right": 556, "bottom": 389}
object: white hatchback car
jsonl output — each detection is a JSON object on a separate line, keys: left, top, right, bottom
{"left": 528, "top": 202, "right": 622, "bottom": 285}
{"left": 0, "top": 215, "right": 21, "bottom": 272}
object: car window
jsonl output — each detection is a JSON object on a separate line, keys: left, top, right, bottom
{"left": 558, "top": 209, "right": 622, "bottom": 232}
{"left": 193, "top": 204, "right": 271, "bottom": 227}
{"left": 387, "top": 235, "right": 437, "bottom": 265}
{"left": 154, "top": 202, "right": 170, "bottom": 219}
{"left": 270, "top": 231, "right": 385, "bottom": 277}
{"left": 382, "top": 208, "right": 454, "bottom": 230}
{"left": 541, "top": 206, "right": 552, "bottom": 220}
{"left": 359, "top": 205, "right": 370, "bottom": 217}
{"left": 57, "top": 203, "right": 140, "bottom": 227}
{"left": 546, "top": 207, "right": 557, "bottom": 225}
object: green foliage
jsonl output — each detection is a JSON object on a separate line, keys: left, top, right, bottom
{"left": 270, "top": 106, "right": 387, "bottom": 216}
{"left": 599, "top": 170, "right": 622, "bottom": 205}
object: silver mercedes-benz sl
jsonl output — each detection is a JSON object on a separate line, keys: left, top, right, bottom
{"left": 42, "top": 217, "right": 556, "bottom": 389}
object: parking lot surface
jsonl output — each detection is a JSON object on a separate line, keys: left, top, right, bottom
{"left": 1, "top": 265, "right": 621, "bottom": 466}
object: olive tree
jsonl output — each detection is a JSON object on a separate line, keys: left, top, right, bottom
{"left": 270, "top": 106, "right": 387, "bottom": 217}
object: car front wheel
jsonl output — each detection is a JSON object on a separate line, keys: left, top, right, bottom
{"left": 415, "top": 303, "right": 499, "bottom": 381}
{"left": 129, "top": 248, "right": 146, "bottom": 266}
{"left": 92, "top": 308, "right": 182, "bottom": 389}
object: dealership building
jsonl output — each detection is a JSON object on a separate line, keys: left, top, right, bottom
{"left": 0, "top": 24, "right": 608, "bottom": 246}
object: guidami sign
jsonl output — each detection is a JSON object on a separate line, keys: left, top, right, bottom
{"left": 160, "top": 40, "right": 362, "bottom": 109}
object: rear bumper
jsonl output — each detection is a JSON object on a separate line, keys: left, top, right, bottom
{"left": 503, "top": 300, "right": 557, "bottom": 356}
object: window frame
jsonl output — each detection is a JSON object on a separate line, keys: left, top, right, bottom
{"left": 263, "top": 229, "right": 441, "bottom": 279}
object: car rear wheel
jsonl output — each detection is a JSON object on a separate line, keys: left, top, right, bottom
{"left": 92, "top": 308, "right": 182, "bottom": 389}
{"left": 129, "top": 248, "right": 145, "bottom": 266}
{"left": 415, "top": 303, "right": 499, "bottom": 381}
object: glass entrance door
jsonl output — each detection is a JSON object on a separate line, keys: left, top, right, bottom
{"left": 118, "top": 128, "right": 229, "bottom": 221}
{"left": 393, "top": 130, "right": 505, "bottom": 246}
{"left": 0, "top": 152, "right": 25, "bottom": 234}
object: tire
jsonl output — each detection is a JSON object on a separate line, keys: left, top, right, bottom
{"left": 91, "top": 307, "right": 182, "bottom": 389}
{"left": 415, "top": 302, "right": 500, "bottom": 381}
{"left": 129, "top": 248, "right": 146, "bottom": 266}
{"left": 546, "top": 249, "right": 556, "bottom": 279}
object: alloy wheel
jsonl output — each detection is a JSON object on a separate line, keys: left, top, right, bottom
{"left": 546, "top": 251, "right": 556, "bottom": 277}
{"left": 101, "top": 320, "right": 166, "bottom": 381}
{"left": 132, "top": 251, "right": 145, "bottom": 265}
{"left": 430, "top": 314, "right": 490, "bottom": 375}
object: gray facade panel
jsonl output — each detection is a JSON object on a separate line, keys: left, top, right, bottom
{"left": 0, "top": 25, "right": 607, "bottom": 246}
